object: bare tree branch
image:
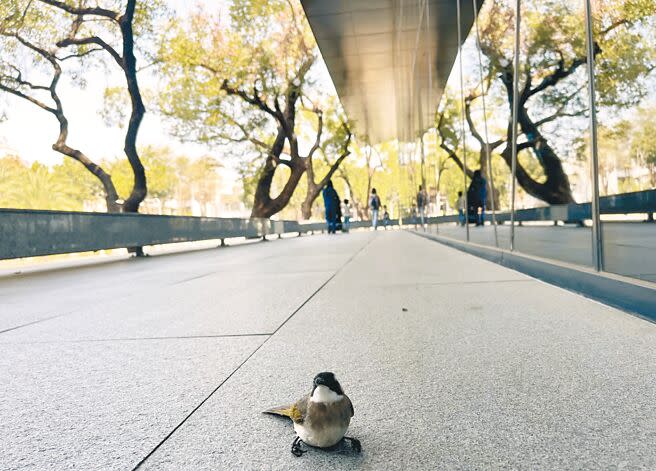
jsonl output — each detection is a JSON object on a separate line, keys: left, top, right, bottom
{"left": 57, "top": 36, "right": 123, "bottom": 67}
{"left": 535, "top": 109, "right": 587, "bottom": 127}
{"left": 305, "top": 109, "right": 323, "bottom": 159}
{"left": 221, "top": 79, "right": 280, "bottom": 120}
{"left": 37, "top": 0, "right": 119, "bottom": 20}
{"left": 527, "top": 45, "right": 599, "bottom": 98}
{"left": 0, "top": 83, "right": 55, "bottom": 112}
{"left": 317, "top": 125, "right": 351, "bottom": 187}
{"left": 437, "top": 111, "right": 474, "bottom": 179}
{"left": 57, "top": 46, "right": 104, "bottom": 61}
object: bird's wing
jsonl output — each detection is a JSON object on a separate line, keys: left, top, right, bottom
{"left": 345, "top": 393, "right": 354, "bottom": 417}
{"left": 263, "top": 395, "right": 309, "bottom": 424}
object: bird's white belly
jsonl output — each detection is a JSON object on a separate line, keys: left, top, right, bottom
{"left": 294, "top": 422, "right": 348, "bottom": 448}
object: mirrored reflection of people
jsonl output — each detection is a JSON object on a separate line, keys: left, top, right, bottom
{"left": 416, "top": 185, "right": 427, "bottom": 227}
{"left": 383, "top": 206, "right": 390, "bottom": 230}
{"left": 369, "top": 188, "right": 381, "bottom": 230}
{"left": 322, "top": 180, "right": 340, "bottom": 234}
{"left": 467, "top": 170, "right": 487, "bottom": 226}
{"left": 456, "top": 191, "right": 466, "bottom": 226}
{"left": 342, "top": 199, "right": 352, "bottom": 233}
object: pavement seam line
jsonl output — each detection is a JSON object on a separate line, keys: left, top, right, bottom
{"left": 0, "top": 333, "right": 274, "bottom": 345}
{"left": 131, "top": 234, "right": 375, "bottom": 470}
{"left": 0, "top": 313, "right": 69, "bottom": 336}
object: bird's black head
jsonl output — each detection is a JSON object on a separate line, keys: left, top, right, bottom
{"left": 312, "top": 371, "right": 344, "bottom": 395}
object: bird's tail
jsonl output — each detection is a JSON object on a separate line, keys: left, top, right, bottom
{"left": 263, "top": 404, "right": 295, "bottom": 420}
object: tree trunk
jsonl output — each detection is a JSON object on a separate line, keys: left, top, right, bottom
{"left": 364, "top": 171, "right": 374, "bottom": 215}
{"left": 301, "top": 144, "right": 351, "bottom": 220}
{"left": 300, "top": 186, "right": 317, "bottom": 220}
{"left": 496, "top": 68, "right": 576, "bottom": 205}
{"left": 54, "top": 143, "right": 121, "bottom": 212}
{"left": 120, "top": 0, "right": 147, "bottom": 213}
{"left": 0, "top": 34, "right": 122, "bottom": 213}
{"left": 478, "top": 147, "right": 501, "bottom": 210}
{"left": 336, "top": 171, "right": 365, "bottom": 219}
{"left": 250, "top": 158, "right": 306, "bottom": 218}
{"left": 502, "top": 107, "right": 575, "bottom": 204}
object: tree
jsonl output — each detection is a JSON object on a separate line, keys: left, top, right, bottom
{"left": 40, "top": 0, "right": 155, "bottom": 213}
{"left": 470, "top": 0, "right": 656, "bottom": 204}
{"left": 159, "top": 0, "right": 351, "bottom": 219}
{"left": 0, "top": 1, "right": 121, "bottom": 211}
{"left": 299, "top": 103, "right": 351, "bottom": 219}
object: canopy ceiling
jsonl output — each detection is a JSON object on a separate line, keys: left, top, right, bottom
{"left": 300, "top": 0, "right": 479, "bottom": 144}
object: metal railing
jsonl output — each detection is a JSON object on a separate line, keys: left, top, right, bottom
{"left": 421, "top": 189, "right": 656, "bottom": 225}
{"left": 3, "top": 189, "right": 651, "bottom": 260}
{"left": 0, "top": 208, "right": 397, "bottom": 260}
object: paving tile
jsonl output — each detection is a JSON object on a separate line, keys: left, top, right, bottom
{"left": 0, "top": 336, "right": 264, "bottom": 470}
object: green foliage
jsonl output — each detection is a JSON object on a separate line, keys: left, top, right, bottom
{"left": 105, "top": 146, "right": 186, "bottom": 201}
{"left": 100, "top": 87, "right": 129, "bottom": 128}
{"left": 480, "top": 0, "right": 655, "bottom": 111}
{"left": 631, "top": 108, "right": 656, "bottom": 167}
{"left": 0, "top": 154, "right": 28, "bottom": 207}
{"left": 0, "top": 156, "right": 88, "bottom": 210}
{"left": 0, "top": 147, "right": 224, "bottom": 213}
{"left": 158, "top": 0, "right": 315, "bottom": 147}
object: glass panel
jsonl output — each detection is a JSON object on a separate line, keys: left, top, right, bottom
{"left": 456, "top": 0, "right": 513, "bottom": 250}
{"left": 592, "top": 0, "right": 656, "bottom": 283}
{"left": 504, "top": 0, "right": 593, "bottom": 267}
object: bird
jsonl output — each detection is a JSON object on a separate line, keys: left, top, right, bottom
{"left": 263, "top": 371, "right": 362, "bottom": 457}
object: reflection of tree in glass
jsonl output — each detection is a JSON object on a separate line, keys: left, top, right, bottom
{"left": 465, "top": 0, "right": 656, "bottom": 204}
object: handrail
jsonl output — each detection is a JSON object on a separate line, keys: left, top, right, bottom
{"left": 423, "top": 189, "right": 656, "bottom": 225}
{"left": 0, "top": 208, "right": 397, "bottom": 260}
{"left": 3, "top": 189, "right": 651, "bottom": 260}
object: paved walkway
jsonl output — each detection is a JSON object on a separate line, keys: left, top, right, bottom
{"left": 1, "top": 231, "right": 655, "bottom": 469}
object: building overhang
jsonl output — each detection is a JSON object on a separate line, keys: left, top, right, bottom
{"left": 300, "top": 0, "right": 480, "bottom": 144}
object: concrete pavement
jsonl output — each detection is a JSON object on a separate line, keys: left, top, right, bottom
{"left": 1, "top": 231, "right": 655, "bottom": 469}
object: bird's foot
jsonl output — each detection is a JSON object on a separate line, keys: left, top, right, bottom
{"left": 291, "top": 436, "right": 306, "bottom": 457}
{"left": 343, "top": 436, "right": 362, "bottom": 453}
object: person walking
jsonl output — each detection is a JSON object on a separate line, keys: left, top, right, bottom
{"left": 416, "top": 185, "right": 427, "bottom": 228}
{"left": 341, "top": 199, "right": 352, "bottom": 233}
{"left": 322, "top": 180, "right": 339, "bottom": 234}
{"left": 466, "top": 170, "right": 487, "bottom": 226}
{"left": 456, "top": 191, "right": 466, "bottom": 226}
{"left": 383, "top": 206, "right": 390, "bottom": 229}
{"left": 369, "top": 188, "right": 381, "bottom": 230}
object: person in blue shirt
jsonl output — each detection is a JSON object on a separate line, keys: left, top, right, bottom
{"left": 322, "top": 180, "right": 340, "bottom": 234}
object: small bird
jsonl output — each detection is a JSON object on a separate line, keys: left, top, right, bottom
{"left": 263, "top": 371, "right": 362, "bottom": 456}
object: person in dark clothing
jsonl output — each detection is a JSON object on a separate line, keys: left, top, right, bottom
{"left": 467, "top": 170, "right": 487, "bottom": 226}
{"left": 416, "top": 185, "right": 427, "bottom": 227}
{"left": 369, "top": 188, "right": 381, "bottom": 229}
{"left": 322, "top": 180, "right": 340, "bottom": 234}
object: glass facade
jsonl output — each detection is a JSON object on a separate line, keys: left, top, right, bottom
{"left": 429, "top": 0, "right": 655, "bottom": 286}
